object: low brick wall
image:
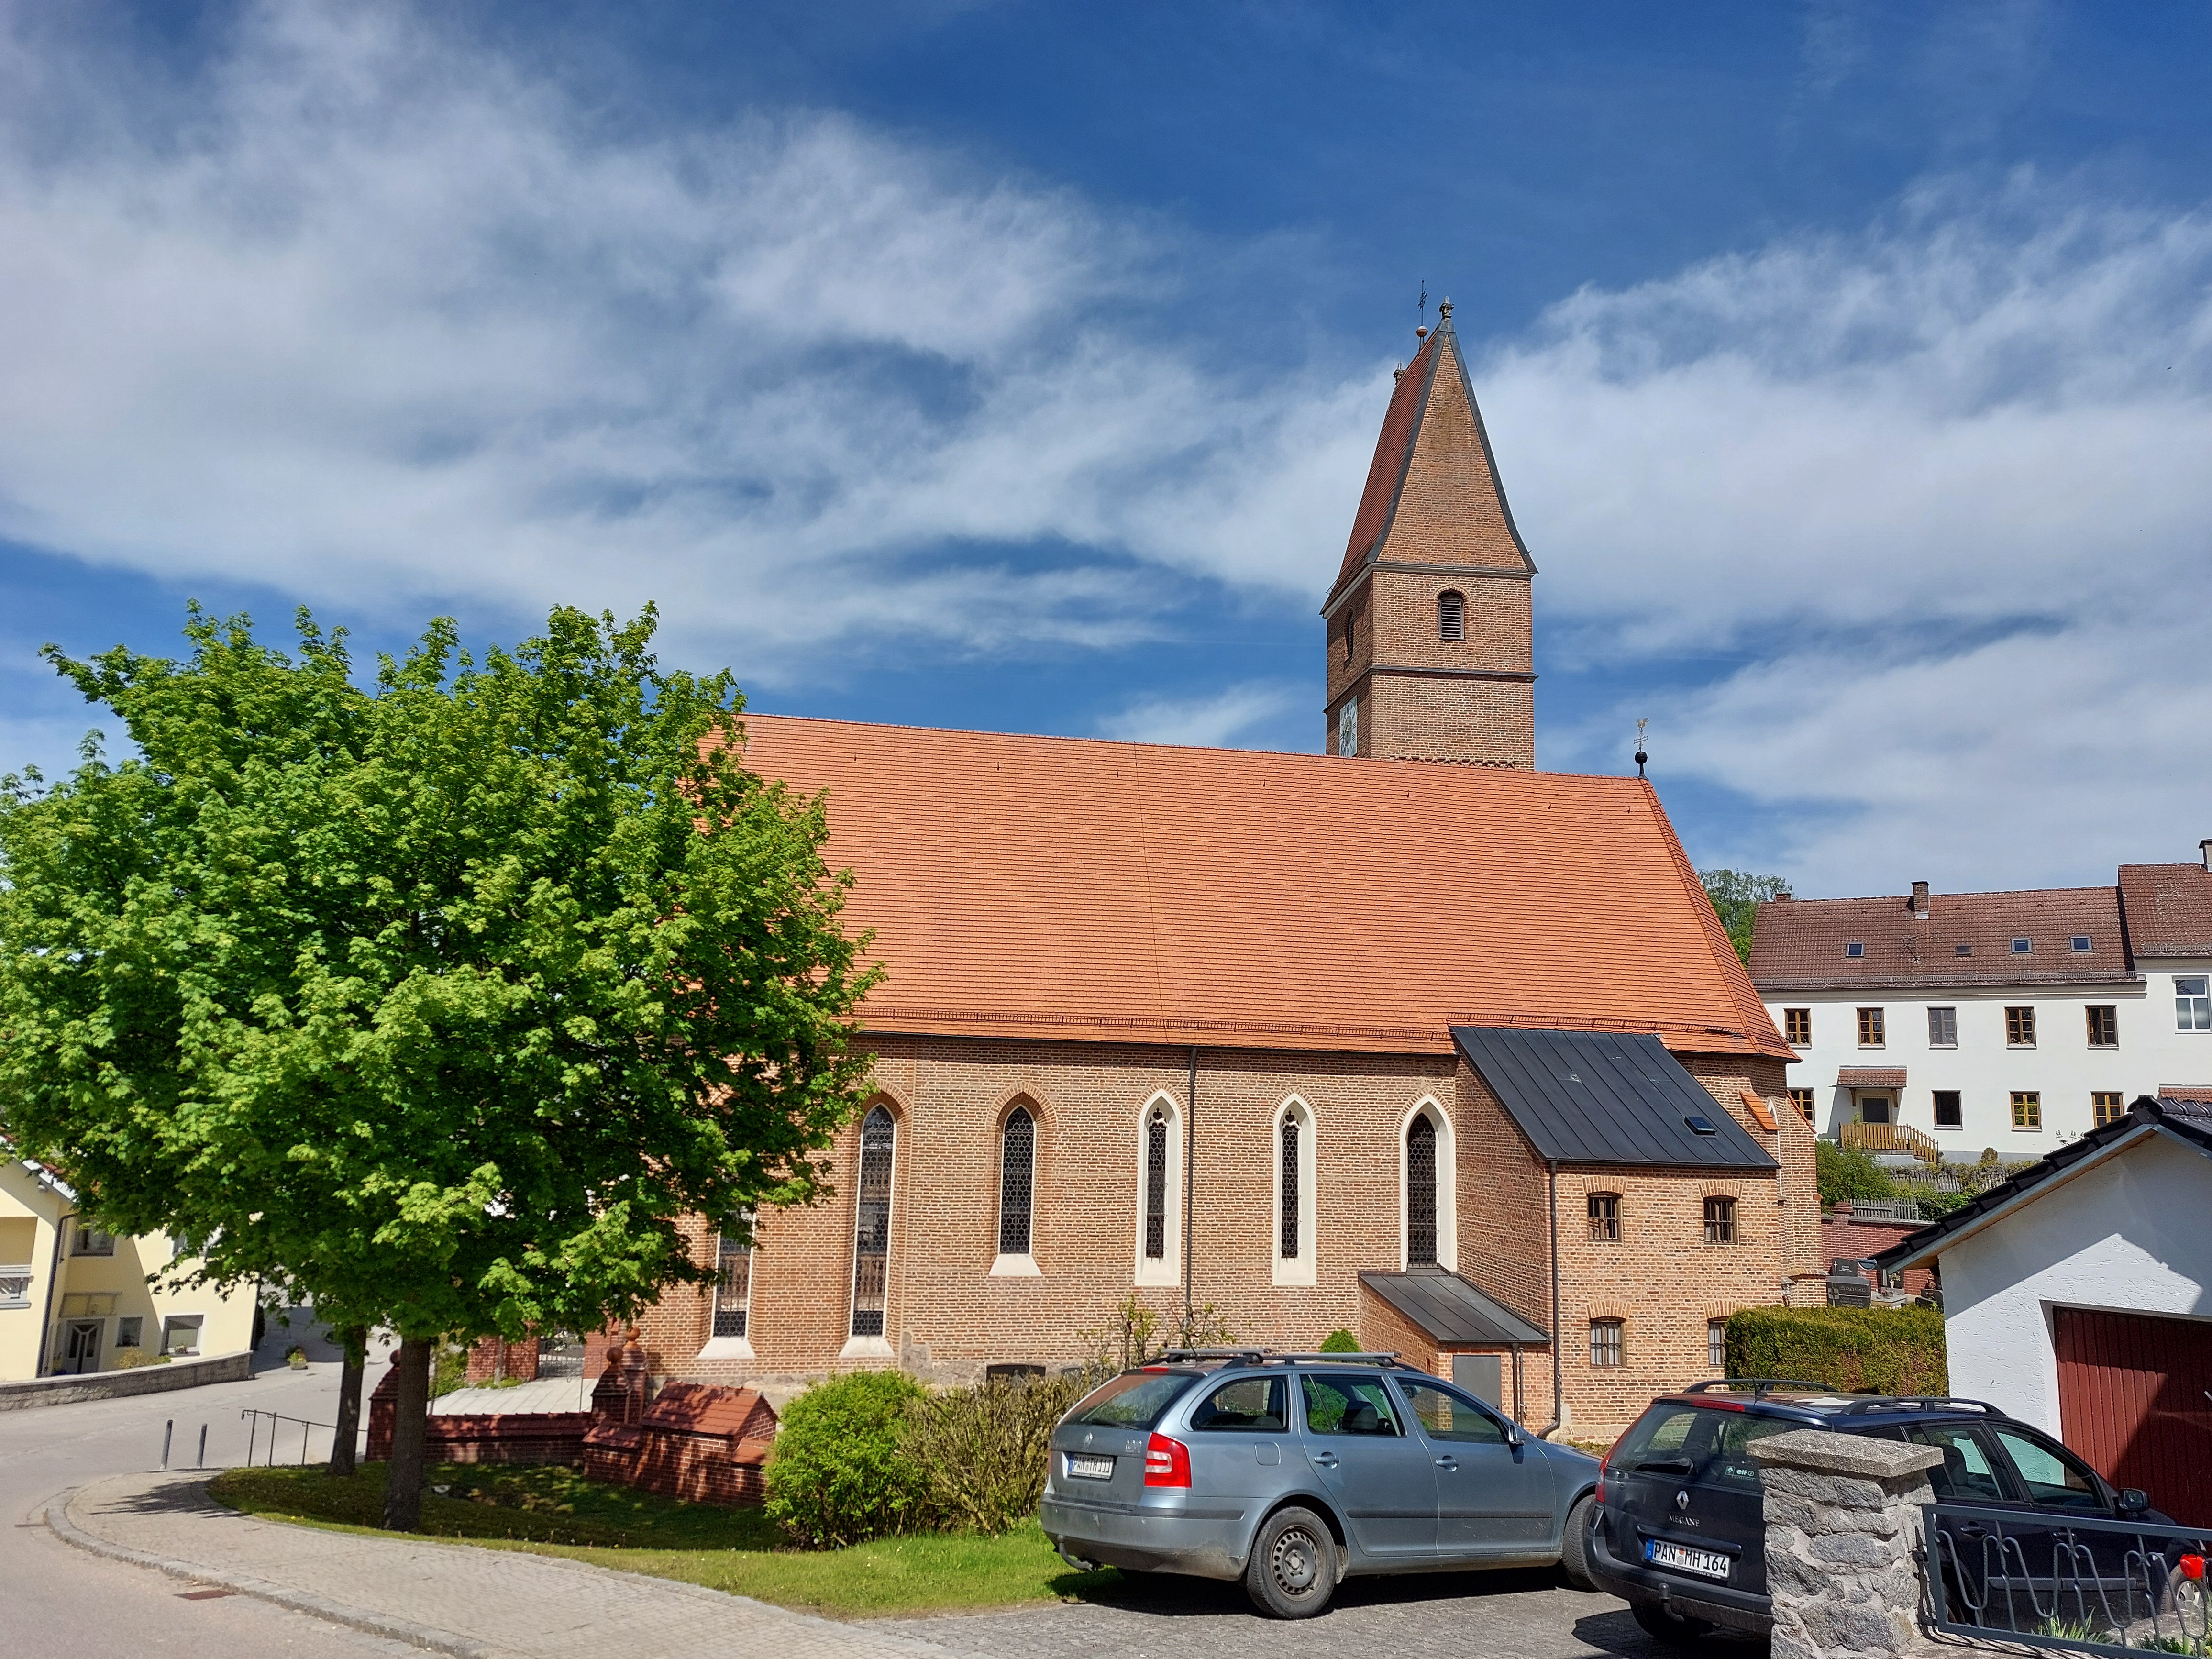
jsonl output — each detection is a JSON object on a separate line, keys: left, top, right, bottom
{"left": 364, "top": 1368, "right": 593, "bottom": 1464}
{"left": 0, "top": 1350, "right": 253, "bottom": 1413}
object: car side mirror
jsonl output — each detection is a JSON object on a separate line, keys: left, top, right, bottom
{"left": 2117, "top": 1488, "right": 2150, "bottom": 1515}
{"left": 1504, "top": 1424, "right": 1522, "bottom": 1447}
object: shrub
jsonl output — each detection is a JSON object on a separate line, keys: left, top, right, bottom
{"left": 906, "top": 1373, "right": 1089, "bottom": 1535}
{"left": 1318, "top": 1329, "right": 1360, "bottom": 1352}
{"left": 765, "top": 1370, "right": 931, "bottom": 1547}
{"left": 1815, "top": 1139, "right": 1900, "bottom": 1206}
{"left": 1725, "top": 1305, "right": 1947, "bottom": 1396}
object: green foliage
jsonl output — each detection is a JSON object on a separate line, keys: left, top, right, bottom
{"left": 1319, "top": 1328, "right": 1361, "bottom": 1352}
{"left": 1913, "top": 1187, "right": 1973, "bottom": 1219}
{"left": 1699, "top": 868, "right": 1789, "bottom": 964}
{"left": 905, "top": 1374, "right": 1090, "bottom": 1535}
{"left": 1725, "top": 1306, "right": 1947, "bottom": 1396}
{"left": 0, "top": 604, "right": 880, "bottom": 1346}
{"left": 1076, "top": 1294, "right": 1235, "bottom": 1371}
{"left": 765, "top": 1370, "right": 932, "bottom": 1547}
{"left": 1816, "top": 1139, "right": 1901, "bottom": 1206}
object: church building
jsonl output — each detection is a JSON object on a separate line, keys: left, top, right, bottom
{"left": 621, "top": 304, "right": 1822, "bottom": 1438}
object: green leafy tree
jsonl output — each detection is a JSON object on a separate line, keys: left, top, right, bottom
{"left": 1699, "top": 868, "right": 1790, "bottom": 964}
{"left": 0, "top": 605, "right": 879, "bottom": 1527}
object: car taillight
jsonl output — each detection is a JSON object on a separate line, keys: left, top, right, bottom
{"left": 1144, "top": 1433, "right": 1191, "bottom": 1488}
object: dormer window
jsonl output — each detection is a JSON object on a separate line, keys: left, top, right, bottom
{"left": 2012, "top": 937, "right": 2032, "bottom": 954}
{"left": 1846, "top": 941, "right": 1864, "bottom": 958}
{"left": 2070, "top": 936, "right": 2092, "bottom": 952}
{"left": 1437, "top": 591, "right": 1466, "bottom": 641}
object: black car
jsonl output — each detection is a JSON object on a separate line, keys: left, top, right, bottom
{"left": 1585, "top": 1379, "right": 2172, "bottom": 1645}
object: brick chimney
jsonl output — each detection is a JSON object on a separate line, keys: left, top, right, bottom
{"left": 1910, "top": 880, "right": 1930, "bottom": 918}
{"left": 2200, "top": 838, "right": 2211, "bottom": 873}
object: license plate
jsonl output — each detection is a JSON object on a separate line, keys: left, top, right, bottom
{"left": 1646, "top": 1538, "right": 1731, "bottom": 1581}
{"left": 1065, "top": 1454, "right": 1115, "bottom": 1480}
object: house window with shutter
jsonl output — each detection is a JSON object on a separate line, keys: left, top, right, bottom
{"left": 1437, "top": 590, "right": 1465, "bottom": 640}
{"left": 848, "top": 1106, "right": 896, "bottom": 1338}
{"left": 998, "top": 1106, "right": 1035, "bottom": 1258}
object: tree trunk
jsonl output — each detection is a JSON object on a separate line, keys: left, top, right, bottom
{"left": 327, "top": 1327, "right": 367, "bottom": 1478}
{"left": 381, "top": 1337, "right": 432, "bottom": 1530}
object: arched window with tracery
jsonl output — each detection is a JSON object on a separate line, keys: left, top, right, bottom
{"left": 1143, "top": 1105, "right": 1170, "bottom": 1260}
{"left": 848, "top": 1105, "right": 895, "bottom": 1338}
{"left": 1406, "top": 1113, "right": 1438, "bottom": 1265}
{"left": 1438, "top": 590, "right": 1466, "bottom": 641}
{"left": 999, "top": 1106, "right": 1035, "bottom": 1258}
{"left": 1279, "top": 1115, "right": 1301, "bottom": 1260}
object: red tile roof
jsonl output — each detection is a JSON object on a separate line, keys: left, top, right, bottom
{"left": 1837, "top": 1068, "right": 1908, "bottom": 1089}
{"left": 641, "top": 1381, "right": 774, "bottom": 1441}
{"left": 1327, "top": 318, "right": 1534, "bottom": 606}
{"left": 2118, "top": 863, "right": 2212, "bottom": 956}
{"left": 1749, "top": 886, "right": 2131, "bottom": 991}
{"left": 735, "top": 716, "right": 1790, "bottom": 1061}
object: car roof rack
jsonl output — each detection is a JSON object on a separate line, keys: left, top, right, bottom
{"left": 1152, "top": 1348, "right": 1408, "bottom": 1368}
{"left": 1833, "top": 1396, "right": 1998, "bottom": 1416}
{"left": 1681, "top": 1378, "right": 1834, "bottom": 1398}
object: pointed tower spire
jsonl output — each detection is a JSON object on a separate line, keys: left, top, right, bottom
{"left": 1322, "top": 299, "right": 1537, "bottom": 768}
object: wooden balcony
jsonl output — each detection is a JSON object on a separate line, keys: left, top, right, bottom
{"left": 1840, "top": 1120, "right": 1943, "bottom": 1165}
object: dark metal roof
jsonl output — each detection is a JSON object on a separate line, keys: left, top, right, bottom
{"left": 1873, "top": 1095, "right": 2212, "bottom": 1272}
{"left": 1450, "top": 1026, "right": 1780, "bottom": 1171}
{"left": 1359, "top": 1268, "right": 1549, "bottom": 1346}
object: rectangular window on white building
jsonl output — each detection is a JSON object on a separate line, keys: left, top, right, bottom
{"left": 2086, "top": 1006, "right": 2118, "bottom": 1048}
{"left": 1927, "top": 1007, "right": 1957, "bottom": 1048}
{"left": 1932, "top": 1090, "right": 1963, "bottom": 1128}
{"left": 2005, "top": 1006, "right": 2036, "bottom": 1048}
{"left": 2179, "top": 977, "right": 2211, "bottom": 1032}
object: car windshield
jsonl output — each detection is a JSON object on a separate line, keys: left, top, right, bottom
{"left": 1064, "top": 1370, "right": 1201, "bottom": 1428}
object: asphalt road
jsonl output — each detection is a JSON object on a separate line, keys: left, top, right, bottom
{"left": 0, "top": 1335, "right": 414, "bottom": 1659}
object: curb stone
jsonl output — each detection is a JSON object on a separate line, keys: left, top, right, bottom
{"left": 46, "top": 1471, "right": 990, "bottom": 1659}
{"left": 44, "top": 1479, "right": 493, "bottom": 1659}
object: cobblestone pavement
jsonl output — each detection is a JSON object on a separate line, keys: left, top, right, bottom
{"left": 870, "top": 1567, "right": 1736, "bottom": 1659}
{"left": 56, "top": 1470, "right": 980, "bottom": 1659}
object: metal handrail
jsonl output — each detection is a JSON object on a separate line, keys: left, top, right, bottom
{"left": 1841, "top": 1120, "right": 1943, "bottom": 1163}
{"left": 240, "top": 1407, "right": 336, "bottom": 1467}
{"left": 1924, "top": 1500, "right": 2212, "bottom": 1656}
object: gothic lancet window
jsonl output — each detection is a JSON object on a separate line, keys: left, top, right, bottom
{"left": 1406, "top": 1114, "right": 1438, "bottom": 1265}
{"left": 1279, "top": 1115, "right": 1301, "bottom": 1260}
{"left": 849, "top": 1106, "right": 895, "bottom": 1338}
{"left": 1143, "top": 1106, "right": 1169, "bottom": 1259}
{"left": 999, "top": 1106, "right": 1035, "bottom": 1257}
{"left": 712, "top": 1221, "right": 752, "bottom": 1338}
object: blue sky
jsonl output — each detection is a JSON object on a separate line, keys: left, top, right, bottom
{"left": 2, "top": 1, "right": 2209, "bottom": 898}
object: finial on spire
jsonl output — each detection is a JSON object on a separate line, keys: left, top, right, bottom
{"left": 1634, "top": 717, "right": 1649, "bottom": 779}
{"left": 1438, "top": 297, "right": 1453, "bottom": 325}
{"left": 1415, "top": 326, "right": 1427, "bottom": 340}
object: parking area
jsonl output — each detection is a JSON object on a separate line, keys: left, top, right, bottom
{"left": 871, "top": 1566, "right": 1742, "bottom": 1659}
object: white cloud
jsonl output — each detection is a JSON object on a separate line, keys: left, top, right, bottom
{"left": 1095, "top": 681, "right": 1302, "bottom": 749}
{"left": 1485, "top": 178, "right": 2212, "bottom": 892}
{"left": 0, "top": 2, "right": 1376, "bottom": 678}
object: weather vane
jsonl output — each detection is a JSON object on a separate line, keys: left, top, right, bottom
{"left": 1418, "top": 280, "right": 1427, "bottom": 324}
{"left": 1635, "top": 718, "right": 1649, "bottom": 780}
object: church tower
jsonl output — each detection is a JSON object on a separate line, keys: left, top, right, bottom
{"left": 1323, "top": 299, "right": 1536, "bottom": 767}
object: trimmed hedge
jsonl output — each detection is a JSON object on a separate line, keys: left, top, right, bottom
{"left": 1725, "top": 1305, "right": 1947, "bottom": 1396}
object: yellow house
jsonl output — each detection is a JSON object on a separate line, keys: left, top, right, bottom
{"left": 0, "top": 1160, "right": 257, "bottom": 1381}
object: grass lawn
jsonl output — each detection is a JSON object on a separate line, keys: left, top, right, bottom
{"left": 209, "top": 1462, "right": 1119, "bottom": 1618}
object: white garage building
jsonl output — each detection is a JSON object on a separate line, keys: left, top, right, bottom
{"left": 1877, "top": 1095, "right": 2212, "bottom": 1525}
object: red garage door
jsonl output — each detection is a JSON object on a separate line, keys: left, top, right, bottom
{"left": 2054, "top": 1306, "right": 2212, "bottom": 1526}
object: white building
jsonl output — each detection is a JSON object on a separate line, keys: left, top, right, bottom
{"left": 1747, "top": 846, "right": 2212, "bottom": 1159}
{"left": 1875, "top": 1095, "right": 2212, "bottom": 1526}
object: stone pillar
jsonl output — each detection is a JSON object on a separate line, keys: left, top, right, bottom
{"left": 1750, "top": 1427, "right": 1943, "bottom": 1659}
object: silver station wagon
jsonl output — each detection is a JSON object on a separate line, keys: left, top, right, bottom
{"left": 1040, "top": 1349, "right": 1602, "bottom": 1617}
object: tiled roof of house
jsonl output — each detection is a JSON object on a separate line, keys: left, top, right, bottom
{"left": 2117, "top": 863, "right": 2212, "bottom": 956}
{"left": 1327, "top": 309, "right": 1534, "bottom": 608}
{"left": 1748, "top": 885, "right": 2133, "bottom": 992}
{"left": 1836, "top": 1067, "right": 1907, "bottom": 1088}
{"left": 735, "top": 716, "right": 1791, "bottom": 1061}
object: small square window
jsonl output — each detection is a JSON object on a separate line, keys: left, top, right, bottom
{"left": 1927, "top": 1007, "right": 1958, "bottom": 1048}
{"left": 1587, "top": 1193, "right": 1620, "bottom": 1242}
{"left": 1590, "top": 1319, "right": 1623, "bottom": 1368}
{"left": 1932, "top": 1090, "right": 1963, "bottom": 1128}
{"left": 2011, "top": 1091, "right": 2042, "bottom": 1131}
{"left": 1857, "top": 1007, "right": 1885, "bottom": 1047}
{"left": 1846, "top": 941, "right": 1865, "bottom": 958}
{"left": 1788, "top": 1087, "right": 1815, "bottom": 1120}
{"left": 1954, "top": 942, "right": 1972, "bottom": 957}
{"left": 2011, "top": 937, "right": 2032, "bottom": 954}
{"left": 2086, "top": 1006, "right": 2118, "bottom": 1048}
{"left": 1708, "top": 1318, "right": 1729, "bottom": 1373}
{"left": 1783, "top": 1008, "right": 1812, "bottom": 1045}
{"left": 2092, "top": 1091, "right": 2125, "bottom": 1127}
{"left": 2071, "top": 936, "right": 2092, "bottom": 953}
{"left": 1703, "top": 1196, "right": 1737, "bottom": 1244}
{"left": 2005, "top": 1006, "right": 2036, "bottom": 1047}
{"left": 115, "top": 1316, "right": 143, "bottom": 1349}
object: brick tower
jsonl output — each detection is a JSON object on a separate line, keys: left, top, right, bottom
{"left": 1322, "top": 299, "right": 1536, "bottom": 767}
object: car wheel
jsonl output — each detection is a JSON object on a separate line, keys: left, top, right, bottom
{"left": 1244, "top": 1506, "right": 1338, "bottom": 1619}
{"left": 2160, "top": 1562, "right": 2206, "bottom": 1630}
{"left": 1559, "top": 1495, "right": 1597, "bottom": 1592}
{"left": 1632, "top": 1602, "right": 1715, "bottom": 1646}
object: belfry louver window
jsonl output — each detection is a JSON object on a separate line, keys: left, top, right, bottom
{"left": 1279, "top": 1116, "right": 1300, "bottom": 1260}
{"left": 848, "top": 1106, "right": 895, "bottom": 1338}
{"left": 1406, "top": 1115, "right": 1438, "bottom": 1265}
{"left": 1438, "top": 590, "right": 1466, "bottom": 640}
{"left": 998, "top": 1106, "right": 1035, "bottom": 1257}
{"left": 1143, "top": 1106, "right": 1169, "bottom": 1259}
